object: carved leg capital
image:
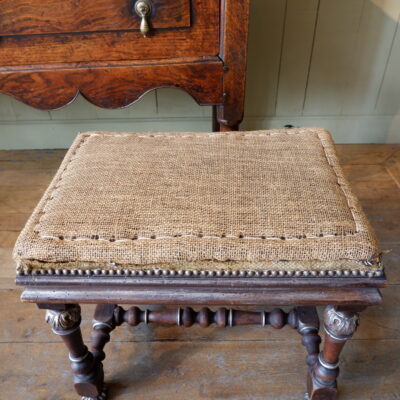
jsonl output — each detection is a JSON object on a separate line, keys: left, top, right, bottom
{"left": 44, "top": 304, "right": 104, "bottom": 399}
{"left": 45, "top": 304, "right": 81, "bottom": 335}
{"left": 323, "top": 305, "right": 359, "bottom": 342}
{"left": 307, "top": 306, "right": 363, "bottom": 400}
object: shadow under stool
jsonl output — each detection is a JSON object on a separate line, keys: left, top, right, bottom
{"left": 14, "top": 128, "right": 386, "bottom": 400}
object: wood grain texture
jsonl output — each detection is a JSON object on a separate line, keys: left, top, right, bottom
{"left": 0, "top": 0, "right": 220, "bottom": 66}
{"left": 342, "top": 164, "right": 400, "bottom": 211}
{"left": 336, "top": 144, "right": 400, "bottom": 165}
{"left": 19, "top": 286, "right": 383, "bottom": 306}
{"left": 216, "top": 0, "right": 250, "bottom": 128}
{"left": 0, "top": 0, "right": 190, "bottom": 36}
{"left": 3, "top": 287, "right": 400, "bottom": 344}
{"left": 385, "top": 149, "right": 400, "bottom": 188}
{"left": 0, "top": 339, "right": 399, "bottom": 399}
{"left": 0, "top": 61, "right": 224, "bottom": 109}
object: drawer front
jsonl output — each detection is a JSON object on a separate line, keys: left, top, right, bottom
{"left": 0, "top": 0, "right": 219, "bottom": 66}
{"left": 0, "top": 0, "right": 190, "bottom": 36}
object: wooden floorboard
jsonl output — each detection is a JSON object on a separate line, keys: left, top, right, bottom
{"left": 0, "top": 145, "right": 399, "bottom": 399}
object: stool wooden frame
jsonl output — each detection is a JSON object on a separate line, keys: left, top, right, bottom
{"left": 5, "top": 0, "right": 387, "bottom": 397}
{"left": 17, "top": 272, "right": 387, "bottom": 400}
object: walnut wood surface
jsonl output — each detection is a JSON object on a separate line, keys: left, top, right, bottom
{"left": 0, "top": 0, "right": 247, "bottom": 118}
{"left": 0, "top": 60, "right": 224, "bottom": 109}
{"left": 0, "top": 0, "right": 219, "bottom": 66}
{"left": 216, "top": 0, "right": 250, "bottom": 129}
{"left": 0, "top": 0, "right": 190, "bottom": 36}
{"left": 0, "top": 0, "right": 248, "bottom": 124}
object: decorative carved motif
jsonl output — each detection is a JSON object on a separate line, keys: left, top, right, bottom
{"left": 323, "top": 306, "right": 359, "bottom": 341}
{"left": 45, "top": 305, "right": 81, "bottom": 333}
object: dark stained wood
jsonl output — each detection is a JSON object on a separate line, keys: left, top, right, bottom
{"left": 216, "top": 0, "right": 250, "bottom": 130}
{"left": 111, "top": 306, "right": 298, "bottom": 328}
{"left": 6, "top": 287, "right": 400, "bottom": 345}
{"left": 45, "top": 304, "right": 104, "bottom": 398}
{"left": 212, "top": 105, "right": 220, "bottom": 132}
{"left": 0, "top": 0, "right": 191, "bottom": 36}
{"left": 308, "top": 307, "right": 364, "bottom": 400}
{"left": 297, "top": 307, "right": 321, "bottom": 368}
{"left": 0, "top": 60, "right": 224, "bottom": 109}
{"left": 91, "top": 304, "right": 118, "bottom": 363}
{"left": 0, "top": 0, "right": 219, "bottom": 66}
{"left": 16, "top": 275, "right": 389, "bottom": 289}
{"left": 20, "top": 286, "right": 383, "bottom": 306}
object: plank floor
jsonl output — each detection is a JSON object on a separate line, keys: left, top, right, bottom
{"left": 0, "top": 145, "right": 399, "bottom": 400}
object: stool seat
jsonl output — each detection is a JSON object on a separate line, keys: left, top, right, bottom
{"left": 14, "top": 128, "right": 382, "bottom": 277}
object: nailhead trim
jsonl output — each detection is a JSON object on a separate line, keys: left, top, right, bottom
{"left": 20, "top": 267, "right": 384, "bottom": 278}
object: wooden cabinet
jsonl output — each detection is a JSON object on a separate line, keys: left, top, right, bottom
{"left": 0, "top": 0, "right": 250, "bottom": 130}
{"left": 0, "top": 0, "right": 192, "bottom": 36}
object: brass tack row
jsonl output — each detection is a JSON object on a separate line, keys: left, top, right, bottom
{"left": 21, "top": 267, "right": 384, "bottom": 278}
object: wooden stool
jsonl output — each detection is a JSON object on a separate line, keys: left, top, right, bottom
{"left": 14, "top": 128, "right": 386, "bottom": 400}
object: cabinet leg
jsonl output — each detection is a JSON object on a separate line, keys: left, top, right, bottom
{"left": 307, "top": 306, "right": 362, "bottom": 400}
{"left": 215, "top": 104, "right": 242, "bottom": 132}
{"left": 219, "top": 123, "right": 240, "bottom": 132}
{"left": 43, "top": 304, "right": 105, "bottom": 399}
{"left": 212, "top": 106, "right": 220, "bottom": 132}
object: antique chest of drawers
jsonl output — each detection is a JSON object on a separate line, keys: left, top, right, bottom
{"left": 0, "top": 0, "right": 250, "bottom": 130}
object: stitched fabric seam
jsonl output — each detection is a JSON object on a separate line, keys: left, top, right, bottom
{"left": 34, "top": 130, "right": 362, "bottom": 242}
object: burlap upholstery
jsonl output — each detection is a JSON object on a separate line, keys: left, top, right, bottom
{"left": 14, "top": 128, "right": 382, "bottom": 275}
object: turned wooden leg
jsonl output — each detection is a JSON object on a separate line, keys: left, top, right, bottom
{"left": 307, "top": 306, "right": 363, "bottom": 400}
{"left": 90, "top": 304, "right": 118, "bottom": 364}
{"left": 42, "top": 304, "right": 105, "bottom": 400}
{"left": 297, "top": 307, "right": 322, "bottom": 369}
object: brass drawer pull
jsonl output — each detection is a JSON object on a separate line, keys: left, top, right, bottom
{"left": 134, "top": 0, "right": 152, "bottom": 37}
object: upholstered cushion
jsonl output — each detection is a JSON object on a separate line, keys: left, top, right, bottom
{"left": 14, "top": 128, "right": 382, "bottom": 277}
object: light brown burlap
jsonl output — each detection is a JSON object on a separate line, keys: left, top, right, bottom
{"left": 13, "top": 128, "right": 381, "bottom": 274}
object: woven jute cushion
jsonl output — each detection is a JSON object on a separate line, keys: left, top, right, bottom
{"left": 14, "top": 128, "right": 383, "bottom": 278}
